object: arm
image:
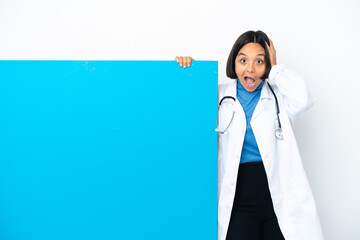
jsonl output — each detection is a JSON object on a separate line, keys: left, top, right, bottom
{"left": 268, "top": 64, "right": 314, "bottom": 125}
{"left": 266, "top": 39, "right": 314, "bottom": 125}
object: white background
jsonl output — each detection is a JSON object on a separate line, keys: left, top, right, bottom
{"left": 1, "top": 0, "right": 359, "bottom": 239}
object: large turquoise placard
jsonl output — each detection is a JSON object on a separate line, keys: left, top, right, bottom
{"left": 0, "top": 61, "right": 218, "bottom": 240}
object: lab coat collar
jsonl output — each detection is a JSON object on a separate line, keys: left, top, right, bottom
{"left": 252, "top": 80, "right": 274, "bottom": 120}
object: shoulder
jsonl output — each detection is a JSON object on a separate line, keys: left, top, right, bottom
{"left": 219, "top": 80, "right": 236, "bottom": 96}
{"left": 219, "top": 81, "right": 232, "bottom": 93}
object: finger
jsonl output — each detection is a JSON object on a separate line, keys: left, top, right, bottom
{"left": 269, "top": 39, "right": 274, "bottom": 48}
{"left": 183, "top": 56, "right": 187, "bottom": 68}
{"left": 175, "top": 56, "right": 183, "bottom": 66}
{"left": 186, "top": 56, "right": 192, "bottom": 67}
{"left": 183, "top": 56, "right": 188, "bottom": 68}
{"left": 179, "top": 56, "right": 184, "bottom": 67}
{"left": 265, "top": 39, "right": 270, "bottom": 48}
{"left": 269, "top": 39, "right": 276, "bottom": 52}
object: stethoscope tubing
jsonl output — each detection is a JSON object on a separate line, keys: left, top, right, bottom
{"left": 216, "top": 82, "right": 283, "bottom": 140}
{"left": 266, "top": 82, "right": 282, "bottom": 130}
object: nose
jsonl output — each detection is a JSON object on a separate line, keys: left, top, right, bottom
{"left": 246, "top": 63, "right": 254, "bottom": 73}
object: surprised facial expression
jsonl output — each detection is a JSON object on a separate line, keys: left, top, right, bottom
{"left": 235, "top": 43, "right": 266, "bottom": 92}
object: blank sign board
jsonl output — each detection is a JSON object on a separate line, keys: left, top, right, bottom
{"left": 0, "top": 61, "right": 218, "bottom": 240}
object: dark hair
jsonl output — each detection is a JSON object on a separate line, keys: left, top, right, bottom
{"left": 226, "top": 30, "right": 271, "bottom": 80}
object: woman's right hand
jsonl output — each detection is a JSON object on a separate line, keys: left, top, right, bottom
{"left": 175, "top": 56, "right": 195, "bottom": 68}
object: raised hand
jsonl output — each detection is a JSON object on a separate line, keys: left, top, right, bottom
{"left": 175, "top": 56, "right": 195, "bottom": 68}
{"left": 265, "top": 39, "right": 277, "bottom": 67}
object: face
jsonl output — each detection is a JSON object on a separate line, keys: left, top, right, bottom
{"left": 235, "top": 43, "right": 266, "bottom": 92}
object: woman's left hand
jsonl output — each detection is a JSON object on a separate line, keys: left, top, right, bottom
{"left": 266, "top": 39, "right": 277, "bottom": 67}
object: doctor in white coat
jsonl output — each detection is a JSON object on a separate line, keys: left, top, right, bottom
{"left": 176, "top": 30, "right": 324, "bottom": 240}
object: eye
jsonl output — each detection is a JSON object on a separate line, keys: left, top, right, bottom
{"left": 257, "top": 59, "right": 264, "bottom": 64}
{"left": 240, "top": 59, "right": 246, "bottom": 63}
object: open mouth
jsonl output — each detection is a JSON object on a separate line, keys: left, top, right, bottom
{"left": 244, "top": 76, "right": 256, "bottom": 89}
{"left": 244, "top": 76, "right": 255, "bottom": 83}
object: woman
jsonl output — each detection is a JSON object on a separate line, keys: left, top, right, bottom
{"left": 176, "top": 30, "right": 324, "bottom": 240}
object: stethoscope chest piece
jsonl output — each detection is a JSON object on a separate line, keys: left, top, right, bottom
{"left": 275, "top": 128, "right": 284, "bottom": 140}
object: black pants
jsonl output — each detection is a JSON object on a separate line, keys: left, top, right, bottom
{"left": 226, "top": 162, "right": 285, "bottom": 240}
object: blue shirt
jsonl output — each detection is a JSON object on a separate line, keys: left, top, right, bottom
{"left": 236, "top": 79, "right": 264, "bottom": 164}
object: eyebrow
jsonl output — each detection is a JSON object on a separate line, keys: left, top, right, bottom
{"left": 238, "top": 52, "right": 265, "bottom": 57}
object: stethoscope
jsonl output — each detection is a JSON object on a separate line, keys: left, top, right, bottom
{"left": 215, "top": 82, "right": 284, "bottom": 140}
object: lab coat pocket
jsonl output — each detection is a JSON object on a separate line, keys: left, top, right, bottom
{"left": 290, "top": 171, "right": 317, "bottom": 214}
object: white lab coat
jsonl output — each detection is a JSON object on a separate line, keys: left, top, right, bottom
{"left": 217, "top": 64, "right": 324, "bottom": 240}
